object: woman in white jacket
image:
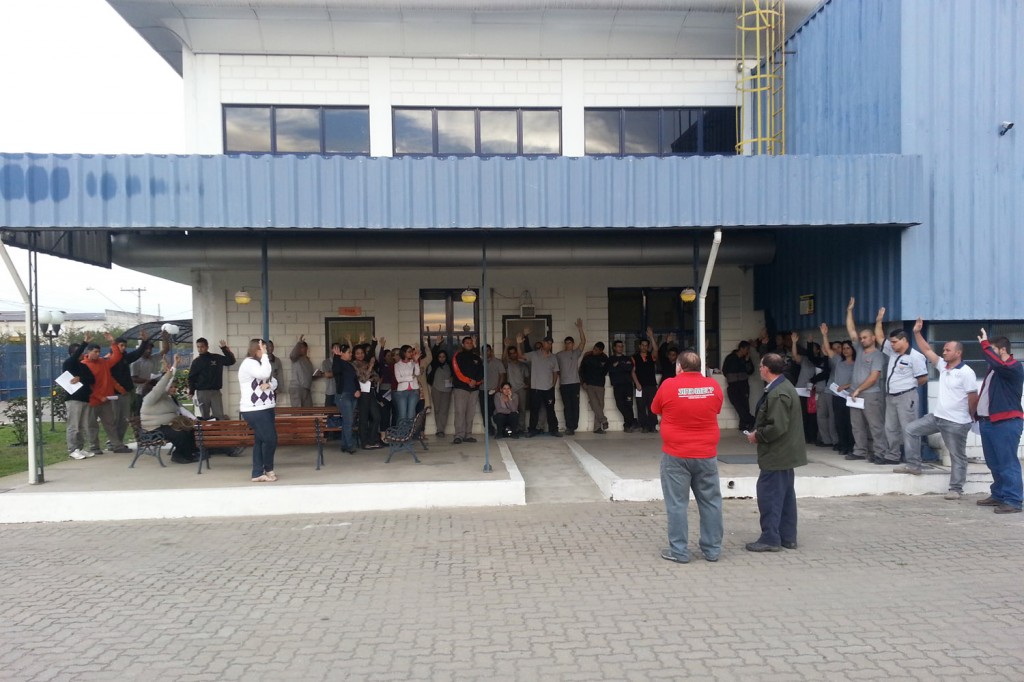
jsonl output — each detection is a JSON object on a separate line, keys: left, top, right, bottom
{"left": 238, "top": 338, "right": 278, "bottom": 482}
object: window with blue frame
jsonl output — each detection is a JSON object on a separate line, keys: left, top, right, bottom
{"left": 223, "top": 105, "right": 370, "bottom": 154}
{"left": 585, "top": 107, "right": 736, "bottom": 156}
{"left": 393, "top": 107, "right": 561, "bottom": 156}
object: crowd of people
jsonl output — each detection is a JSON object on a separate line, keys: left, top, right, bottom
{"left": 58, "top": 305, "right": 1022, "bottom": 505}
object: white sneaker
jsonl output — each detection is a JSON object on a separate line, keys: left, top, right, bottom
{"left": 81, "top": 449, "right": 96, "bottom": 458}
{"left": 68, "top": 450, "right": 87, "bottom": 460}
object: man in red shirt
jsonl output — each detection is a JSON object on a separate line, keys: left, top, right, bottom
{"left": 652, "top": 351, "right": 725, "bottom": 564}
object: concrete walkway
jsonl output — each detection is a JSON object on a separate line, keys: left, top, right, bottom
{"left": 0, "top": 430, "right": 996, "bottom": 523}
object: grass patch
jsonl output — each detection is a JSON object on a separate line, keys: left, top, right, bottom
{"left": 0, "top": 423, "right": 72, "bottom": 479}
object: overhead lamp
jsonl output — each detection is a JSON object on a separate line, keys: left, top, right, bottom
{"left": 234, "top": 289, "right": 253, "bottom": 305}
{"left": 680, "top": 287, "right": 697, "bottom": 303}
{"left": 38, "top": 310, "right": 64, "bottom": 335}
{"left": 461, "top": 289, "right": 478, "bottom": 304}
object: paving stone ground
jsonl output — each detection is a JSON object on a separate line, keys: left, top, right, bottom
{"left": 2, "top": 495, "right": 1023, "bottom": 681}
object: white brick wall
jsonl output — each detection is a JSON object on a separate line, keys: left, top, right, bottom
{"left": 202, "top": 262, "right": 756, "bottom": 434}
{"left": 187, "top": 55, "right": 737, "bottom": 154}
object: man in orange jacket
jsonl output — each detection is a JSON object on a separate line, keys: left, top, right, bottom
{"left": 81, "top": 332, "right": 131, "bottom": 455}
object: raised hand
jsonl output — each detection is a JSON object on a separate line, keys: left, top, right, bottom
{"left": 103, "top": 332, "right": 114, "bottom": 342}
{"left": 875, "top": 307, "right": 886, "bottom": 323}
{"left": 847, "top": 297, "right": 856, "bottom": 311}
{"left": 219, "top": 339, "right": 228, "bottom": 348}
{"left": 913, "top": 317, "right": 923, "bottom": 334}
{"left": 299, "top": 334, "right": 305, "bottom": 342}
{"left": 978, "top": 328, "right": 988, "bottom": 343}
{"left": 820, "top": 322, "right": 828, "bottom": 335}
{"left": 575, "top": 318, "right": 583, "bottom": 329}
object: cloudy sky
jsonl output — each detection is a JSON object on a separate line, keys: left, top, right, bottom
{"left": 0, "top": 0, "right": 192, "bottom": 318}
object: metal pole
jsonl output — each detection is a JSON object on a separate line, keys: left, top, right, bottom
{"left": 261, "top": 236, "right": 270, "bottom": 340}
{"left": 48, "top": 335, "right": 55, "bottom": 431}
{"left": 0, "top": 239, "right": 39, "bottom": 484}
{"left": 29, "top": 240, "right": 44, "bottom": 483}
{"left": 698, "top": 230, "right": 723, "bottom": 375}
{"left": 481, "top": 239, "right": 492, "bottom": 473}
{"left": 692, "top": 234, "right": 700, "bottom": 356}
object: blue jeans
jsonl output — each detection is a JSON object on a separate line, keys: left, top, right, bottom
{"left": 980, "top": 418, "right": 1023, "bottom": 508}
{"left": 337, "top": 392, "right": 357, "bottom": 450}
{"left": 242, "top": 408, "right": 277, "bottom": 478}
{"left": 906, "top": 414, "right": 971, "bottom": 492}
{"left": 660, "top": 454, "right": 723, "bottom": 561}
{"left": 755, "top": 469, "right": 797, "bottom": 547}
{"left": 394, "top": 389, "right": 418, "bottom": 423}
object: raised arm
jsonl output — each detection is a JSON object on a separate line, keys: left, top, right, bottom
{"left": 575, "top": 318, "right": 586, "bottom": 349}
{"left": 790, "top": 331, "right": 803, "bottom": 363}
{"left": 912, "top": 317, "right": 940, "bottom": 365}
{"left": 647, "top": 327, "right": 657, "bottom": 361}
{"left": 874, "top": 307, "right": 886, "bottom": 347}
{"left": 845, "top": 297, "right": 858, "bottom": 343}
{"left": 820, "top": 323, "right": 835, "bottom": 358}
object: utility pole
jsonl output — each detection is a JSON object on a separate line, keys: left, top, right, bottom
{"left": 121, "top": 287, "right": 146, "bottom": 324}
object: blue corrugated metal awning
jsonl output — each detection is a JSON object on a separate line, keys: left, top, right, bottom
{"left": 1, "top": 153, "right": 922, "bottom": 232}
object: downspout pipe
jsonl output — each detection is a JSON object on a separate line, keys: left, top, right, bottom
{"left": 698, "top": 229, "right": 723, "bottom": 375}
{"left": 0, "top": 242, "right": 39, "bottom": 484}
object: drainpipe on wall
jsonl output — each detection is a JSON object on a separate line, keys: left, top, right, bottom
{"left": 0, "top": 242, "right": 40, "bottom": 484}
{"left": 699, "top": 229, "right": 723, "bottom": 375}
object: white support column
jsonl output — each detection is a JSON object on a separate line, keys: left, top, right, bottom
{"left": 368, "top": 57, "right": 393, "bottom": 157}
{"left": 561, "top": 59, "right": 585, "bottom": 157}
{"left": 182, "top": 48, "right": 223, "bottom": 154}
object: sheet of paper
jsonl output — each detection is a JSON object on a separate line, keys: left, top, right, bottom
{"left": 846, "top": 396, "right": 865, "bottom": 410}
{"left": 55, "top": 371, "right": 83, "bottom": 394}
{"left": 829, "top": 382, "right": 850, "bottom": 398}
{"left": 177, "top": 405, "right": 196, "bottom": 420}
{"left": 795, "top": 387, "right": 811, "bottom": 397}
{"left": 635, "top": 389, "right": 643, "bottom": 398}
{"left": 970, "top": 421, "right": 980, "bottom": 436}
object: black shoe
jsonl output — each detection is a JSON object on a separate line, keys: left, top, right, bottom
{"left": 873, "top": 458, "right": 899, "bottom": 465}
{"left": 453, "top": 437, "right": 463, "bottom": 445}
{"left": 565, "top": 429, "right": 575, "bottom": 436}
{"left": 660, "top": 548, "right": 689, "bottom": 564}
{"left": 844, "top": 454, "right": 866, "bottom": 460}
{"left": 994, "top": 504, "right": 1022, "bottom": 514}
{"left": 976, "top": 496, "right": 1001, "bottom": 506}
{"left": 464, "top": 437, "right": 477, "bottom": 443}
{"left": 781, "top": 541, "right": 798, "bottom": 550}
{"left": 595, "top": 428, "right": 606, "bottom": 435}
{"left": 343, "top": 447, "right": 357, "bottom": 454}
{"left": 171, "top": 455, "right": 198, "bottom": 464}
{"left": 745, "top": 542, "right": 782, "bottom": 553}
{"left": 550, "top": 431, "right": 562, "bottom": 438}
{"left": 436, "top": 431, "right": 445, "bottom": 437}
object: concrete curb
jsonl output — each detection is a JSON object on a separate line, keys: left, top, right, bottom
{"left": 0, "top": 443, "right": 526, "bottom": 524}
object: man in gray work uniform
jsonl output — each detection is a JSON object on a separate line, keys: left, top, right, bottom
{"left": 876, "top": 310, "right": 928, "bottom": 469}
{"left": 845, "top": 298, "right": 888, "bottom": 462}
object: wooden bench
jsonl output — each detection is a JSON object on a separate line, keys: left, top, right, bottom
{"left": 193, "top": 416, "right": 325, "bottom": 474}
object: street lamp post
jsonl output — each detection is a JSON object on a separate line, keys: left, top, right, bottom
{"left": 37, "top": 310, "right": 64, "bottom": 431}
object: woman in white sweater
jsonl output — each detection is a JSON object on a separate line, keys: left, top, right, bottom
{"left": 238, "top": 338, "right": 278, "bottom": 482}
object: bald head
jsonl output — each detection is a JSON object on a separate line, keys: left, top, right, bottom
{"left": 677, "top": 351, "right": 702, "bottom": 373}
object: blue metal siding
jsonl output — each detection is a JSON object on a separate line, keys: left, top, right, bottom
{"left": 754, "top": 226, "right": 903, "bottom": 331}
{"left": 786, "top": 0, "right": 903, "bottom": 155}
{"left": 898, "top": 0, "right": 1024, "bottom": 320}
{"left": 0, "top": 153, "right": 922, "bottom": 231}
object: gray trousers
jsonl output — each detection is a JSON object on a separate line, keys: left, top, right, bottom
{"left": 289, "top": 386, "right": 312, "bottom": 407}
{"left": 907, "top": 415, "right": 971, "bottom": 491}
{"left": 514, "top": 388, "right": 529, "bottom": 430}
{"left": 66, "top": 400, "right": 88, "bottom": 452}
{"left": 583, "top": 385, "right": 607, "bottom": 431}
{"left": 195, "top": 389, "right": 227, "bottom": 420}
{"left": 85, "top": 401, "right": 124, "bottom": 451}
{"left": 850, "top": 392, "right": 887, "bottom": 460}
{"left": 815, "top": 387, "right": 837, "bottom": 445}
{"left": 884, "top": 391, "right": 922, "bottom": 464}
{"left": 452, "top": 389, "right": 477, "bottom": 439}
{"left": 430, "top": 386, "right": 452, "bottom": 434}
{"left": 113, "top": 393, "right": 132, "bottom": 444}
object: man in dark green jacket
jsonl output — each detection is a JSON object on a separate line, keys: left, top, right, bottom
{"left": 745, "top": 352, "right": 808, "bottom": 552}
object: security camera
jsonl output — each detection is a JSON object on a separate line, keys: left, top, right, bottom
{"left": 999, "top": 121, "right": 1014, "bottom": 136}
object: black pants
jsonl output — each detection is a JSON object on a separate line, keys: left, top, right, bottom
{"left": 612, "top": 384, "right": 637, "bottom": 429}
{"left": 833, "top": 395, "right": 854, "bottom": 453}
{"left": 157, "top": 425, "right": 196, "bottom": 459}
{"left": 726, "top": 381, "right": 755, "bottom": 430}
{"left": 529, "top": 388, "right": 558, "bottom": 434}
{"left": 559, "top": 383, "right": 581, "bottom": 431}
{"left": 799, "top": 396, "right": 818, "bottom": 444}
{"left": 478, "top": 391, "right": 496, "bottom": 433}
{"left": 358, "top": 389, "right": 381, "bottom": 446}
{"left": 494, "top": 412, "right": 519, "bottom": 437}
{"left": 637, "top": 385, "right": 657, "bottom": 431}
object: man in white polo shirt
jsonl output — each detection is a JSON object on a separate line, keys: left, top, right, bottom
{"left": 875, "top": 309, "right": 929, "bottom": 469}
{"left": 905, "top": 318, "right": 978, "bottom": 498}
